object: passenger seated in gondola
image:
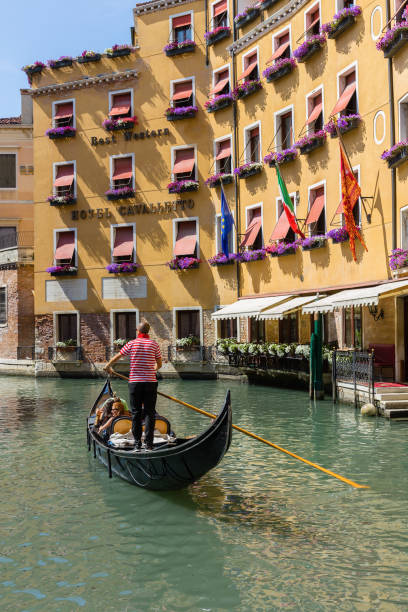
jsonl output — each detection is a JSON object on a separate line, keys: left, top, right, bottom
{"left": 98, "top": 400, "right": 126, "bottom": 441}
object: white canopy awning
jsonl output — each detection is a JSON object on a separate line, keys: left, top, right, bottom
{"left": 259, "top": 295, "right": 317, "bottom": 320}
{"left": 303, "top": 280, "right": 408, "bottom": 314}
{"left": 212, "top": 295, "right": 292, "bottom": 320}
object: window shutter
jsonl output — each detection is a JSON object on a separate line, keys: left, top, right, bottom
{"left": 0, "top": 287, "right": 6, "bottom": 325}
{"left": 0, "top": 154, "right": 16, "bottom": 189}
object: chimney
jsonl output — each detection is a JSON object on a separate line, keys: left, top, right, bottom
{"left": 20, "top": 89, "right": 33, "bottom": 125}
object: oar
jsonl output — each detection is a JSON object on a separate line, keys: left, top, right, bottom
{"left": 109, "top": 369, "right": 369, "bottom": 489}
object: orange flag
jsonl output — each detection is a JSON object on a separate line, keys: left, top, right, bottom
{"left": 340, "top": 143, "right": 367, "bottom": 262}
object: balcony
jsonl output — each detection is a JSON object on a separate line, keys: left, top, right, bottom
{"left": 0, "top": 231, "right": 34, "bottom": 268}
{"left": 48, "top": 346, "right": 83, "bottom": 363}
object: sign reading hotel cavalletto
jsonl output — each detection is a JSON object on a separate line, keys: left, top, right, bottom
{"left": 71, "top": 199, "right": 194, "bottom": 220}
{"left": 91, "top": 128, "right": 170, "bottom": 146}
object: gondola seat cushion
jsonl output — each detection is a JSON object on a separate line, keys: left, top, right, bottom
{"left": 111, "top": 415, "right": 171, "bottom": 435}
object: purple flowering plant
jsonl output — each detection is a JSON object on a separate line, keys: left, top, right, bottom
{"left": 324, "top": 114, "right": 361, "bottom": 135}
{"left": 266, "top": 242, "right": 299, "bottom": 256}
{"left": 321, "top": 5, "right": 362, "bottom": 35}
{"left": 204, "top": 26, "right": 231, "bottom": 41}
{"left": 376, "top": 20, "right": 408, "bottom": 51}
{"left": 167, "top": 257, "right": 201, "bottom": 270}
{"left": 389, "top": 248, "right": 408, "bottom": 270}
{"left": 164, "top": 40, "right": 196, "bottom": 52}
{"left": 106, "top": 262, "right": 140, "bottom": 274}
{"left": 105, "top": 44, "right": 134, "bottom": 54}
{"left": 264, "top": 147, "right": 298, "bottom": 166}
{"left": 45, "top": 126, "right": 76, "bottom": 138}
{"left": 263, "top": 57, "right": 296, "bottom": 79}
{"left": 381, "top": 140, "right": 408, "bottom": 161}
{"left": 208, "top": 253, "right": 237, "bottom": 265}
{"left": 300, "top": 235, "right": 326, "bottom": 248}
{"left": 293, "top": 34, "right": 326, "bottom": 60}
{"left": 47, "top": 56, "right": 73, "bottom": 68}
{"left": 46, "top": 265, "right": 77, "bottom": 274}
{"left": 165, "top": 105, "right": 198, "bottom": 118}
{"left": 325, "top": 227, "right": 362, "bottom": 243}
{"left": 167, "top": 180, "right": 199, "bottom": 193}
{"left": 239, "top": 249, "right": 267, "bottom": 262}
{"left": 80, "top": 50, "right": 100, "bottom": 58}
{"left": 232, "top": 79, "right": 262, "bottom": 99}
{"left": 204, "top": 93, "right": 233, "bottom": 111}
{"left": 295, "top": 129, "right": 327, "bottom": 149}
{"left": 234, "top": 162, "right": 263, "bottom": 178}
{"left": 205, "top": 173, "right": 234, "bottom": 187}
{"left": 103, "top": 116, "right": 138, "bottom": 131}
{"left": 105, "top": 186, "right": 135, "bottom": 199}
{"left": 234, "top": 6, "right": 259, "bottom": 23}
{"left": 22, "top": 61, "right": 45, "bottom": 73}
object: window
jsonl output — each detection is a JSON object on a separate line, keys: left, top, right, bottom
{"left": 305, "top": 3, "right": 320, "bottom": 38}
{"left": 216, "top": 213, "right": 234, "bottom": 254}
{"left": 171, "top": 13, "right": 193, "bottom": 43}
{"left": 210, "top": 68, "right": 230, "bottom": 97}
{"left": 171, "top": 79, "right": 194, "bottom": 107}
{"left": 275, "top": 109, "right": 293, "bottom": 151}
{"left": 57, "top": 313, "right": 78, "bottom": 344}
{"left": 399, "top": 94, "right": 408, "bottom": 141}
{"left": 0, "top": 287, "right": 6, "bottom": 325}
{"left": 268, "top": 29, "right": 291, "bottom": 64}
{"left": 239, "top": 50, "right": 258, "bottom": 81}
{"left": 270, "top": 197, "right": 296, "bottom": 243}
{"left": 111, "top": 225, "right": 135, "bottom": 263}
{"left": 401, "top": 206, "right": 408, "bottom": 250}
{"left": 0, "top": 227, "right": 17, "bottom": 250}
{"left": 306, "top": 185, "right": 325, "bottom": 236}
{"left": 279, "top": 312, "right": 298, "bottom": 343}
{"left": 109, "top": 91, "right": 132, "bottom": 120}
{"left": 395, "top": 0, "right": 407, "bottom": 23}
{"left": 54, "top": 230, "right": 76, "bottom": 266}
{"left": 215, "top": 137, "right": 232, "bottom": 174}
{"left": 337, "top": 0, "right": 355, "bottom": 9}
{"left": 0, "top": 154, "right": 16, "bottom": 189}
{"left": 174, "top": 219, "right": 198, "bottom": 257}
{"left": 114, "top": 311, "right": 137, "bottom": 342}
{"left": 344, "top": 307, "right": 362, "bottom": 348}
{"left": 53, "top": 100, "right": 74, "bottom": 128}
{"left": 172, "top": 147, "right": 196, "bottom": 181}
{"left": 250, "top": 318, "right": 265, "bottom": 342}
{"left": 241, "top": 206, "right": 262, "bottom": 250}
{"left": 306, "top": 90, "right": 323, "bottom": 133}
{"left": 177, "top": 310, "right": 200, "bottom": 339}
{"left": 220, "top": 318, "right": 237, "bottom": 339}
{"left": 53, "top": 162, "right": 75, "bottom": 198}
{"left": 212, "top": 0, "right": 228, "bottom": 28}
{"left": 331, "top": 68, "right": 357, "bottom": 116}
{"left": 111, "top": 155, "right": 134, "bottom": 189}
{"left": 336, "top": 167, "right": 361, "bottom": 226}
{"left": 244, "top": 124, "right": 261, "bottom": 163}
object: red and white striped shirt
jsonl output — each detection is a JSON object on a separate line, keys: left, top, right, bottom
{"left": 120, "top": 335, "right": 161, "bottom": 382}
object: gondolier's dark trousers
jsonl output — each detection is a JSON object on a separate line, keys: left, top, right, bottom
{"left": 128, "top": 381, "right": 158, "bottom": 447}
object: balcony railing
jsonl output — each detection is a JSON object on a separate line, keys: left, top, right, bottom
{"left": 48, "top": 346, "right": 83, "bottom": 362}
{"left": 168, "top": 344, "right": 207, "bottom": 363}
{"left": 332, "top": 349, "right": 374, "bottom": 405}
{"left": 17, "top": 346, "right": 35, "bottom": 360}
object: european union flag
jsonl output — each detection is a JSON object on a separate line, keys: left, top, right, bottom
{"left": 220, "top": 187, "right": 233, "bottom": 258}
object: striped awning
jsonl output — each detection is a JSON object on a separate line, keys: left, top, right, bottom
{"left": 212, "top": 295, "right": 292, "bottom": 320}
{"left": 259, "top": 295, "right": 317, "bottom": 320}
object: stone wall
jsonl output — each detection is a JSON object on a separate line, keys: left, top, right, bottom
{"left": 0, "top": 266, "right": 34, "bottom": 360}
{"left": 0, "top": 269, "right": 18, "bottom": 359}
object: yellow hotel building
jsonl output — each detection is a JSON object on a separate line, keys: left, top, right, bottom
{"left": 29, "top": 0, "right": 408, "bottom": 379}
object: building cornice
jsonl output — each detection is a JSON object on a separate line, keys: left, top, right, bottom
{"left": 134, "top": 0, "right": 196, "bottom": 16}
{"left": 227, "top": 0, "right": 310, "bottom": 55}
{"left": 29, "top": 69, "right": 139, "bottom": 97}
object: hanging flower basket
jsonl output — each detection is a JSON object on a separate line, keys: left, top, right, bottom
{"left": 105, "top": 44, "right": 134, "bottom": 58}
{"left": 232, "top": 79, "right": 262, "bottom": 100}
{"left": 266, "top": 242, "right": 298, "bottom": 257}
{"left": 48, "top": 56, "right": 73, "bottom": 69}
{"left": 106, "top": 262, "right": 140, "bottom": 274}
{"left": 381, "top": 141, "right": 408, "bottom": 169}
{"left": 208, "top": 253, "right": 237, "bottom": 266}
{"left": 295, "top": 130, "right": 327, "bottom": 155}
{"left": 321, "top": 6, "right": 362, "bottom": 39}
{"left": 325, "top": 114, "right": 361, "bottom": 137}
{"left": 105, "top": 187, "right": 135, "bottom": 201}
{"left": 46, "top": 126, "right": 76, "bottom": 139}
{"left": 234, "top": 162, "right": 263, "bottom": 179}
{"left": 264, "top": 148, "right": 298, "bottom": 167}
{"left": 164, "top": 40, "right": 196, "bottom": 56}
{"left": 167, "top": 257, "right": 201, "bottom": 270}
{"left": 205, "top": 26, "right": 231, "bottom": 45}
{"left": 47, "top": 266, "right": 78, "bottom": 276}
{"left": 239, "top": 249, "right": 267, "bottom": 263}
{"left": 263, "top": 57, "right": 296, "bottom": 82}
{"left": 205, "top": 173, "right": 234, "bottom": 188}
{"left": 376, "top": 24, "right": 408, "bottom": 58}
{"left": 301, "top": 236, "right": 327, "bottom": 251}
{"left": 293, "top": 35, "right": 326, "bottom": 62}
{"left": 165, "top": 106, "right": 198, "bottom": 121}
{"left": 102, "top": 116, "right": 138, "bottom": 131}
{"left": 204, "top": 93, "right": 233, "bottom": 113}
{"left": 77, "top": 51, "right": 101, "bottom": 63}
{"left": 47, "top": 195, "right": 76, "bottom": 206}
{"left": 167, "top": 180, "right": 199, "bottom": 194}
{"left": 234, "top": 7, "right": 260, "bottom": 29}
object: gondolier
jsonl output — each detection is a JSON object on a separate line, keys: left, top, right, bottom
{"left": 104, "top": 320, "right": 162, "bottom": 451}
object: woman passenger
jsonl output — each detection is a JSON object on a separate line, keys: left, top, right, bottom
{"left": 98, "top": 400, "right": 125, "bottom": 441}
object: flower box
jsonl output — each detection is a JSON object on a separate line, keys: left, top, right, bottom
{"left": 326, "top": 227, "right": 351, "bottom": 244}
{"left": 167, "top": 180, "right": 199, "bottom": 194}
{"left": 294, "top": 35, "right": 326, "bottom": 63}
{"left": 164, "top": 41, "right": 196, "bottom": 56}
{"left": 167, "top": 257, "right": 201, "bottom": 270}
{"left": 301, "top": 237, "right": 327, "bottom": 251}
{"left": 239, "top": 249, "right": 267, "bottom": 262}
{"left": 263, "top": 59, "right": 295, "bottom": 82}
{"left": 47, "top": 196, "right": 76, "bottom": 206}
{"left": 379, "top": 27, "right": 408, "bottom": 59}
{"left": 382, "top": 143, "right": 408, "bottom": 169}
{"left": 233, "top": 80, "right": 262, "bottom": 100}
{"left": 205, "top": 173, "right": 234, "bottom": 188}
{"left": 46, "top": 127, "right": 76, "bottom": 139}
{"left": 77, "top": 53, "right": 101, "bottom": 63}
{"left": 47, "top": 266, "right": 78, "bottom": 276}
{"left": 106, "top": 263, "right": 140, "bottom": 274}
{"left": 205, "top": 26, "right": 231, "bottom": 46}
{"left": 389, "top": 248, "right": 408, "bottom": 271}
{"left": 264, "top": 148, "right": 297, "bottom": 167}
{"left": 326, "top": 115, "right": 361, "bottom": 138}
{"left": 106, "top": 46, "right": 133, "bottom": 58}
{"left": 327, "top": 15, "right": 356, "bottom": 39}
{"left": 235, "top": 8, "right": 260, "bottom": 29}
{"left": 165, "top": 106, "right": 198, "bottom": 121}
{"left": 208, "top": 254, "right": 236, "bottom": 266}
{"left": 22, "top": 63, "right": 45, "bottom": 77}
{"left": 205, "top": 94, "right": 233, "bottom": 113}
{"left": 105, "top": 188, "right": 135, "bottom": 201}
{"left": 103, "top": 117, "right": 138, "bottom": 131}
{"left": 296, "top": 131, "right": 326, "bottom": 155}
{"left": 234, "top": 162, "right": 263, "bottom": 179}
{"left": 48, "top": 58, "right": 73, "bottom": 69}
{"left": 268, "top": 246, "right": 297, "bottom": 257}
{"left": 260, "top": 0, "right": 279, "bottom": 9}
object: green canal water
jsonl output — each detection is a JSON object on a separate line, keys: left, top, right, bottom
{"left": 0, "top": 376, "right": 407, "bottom": 611}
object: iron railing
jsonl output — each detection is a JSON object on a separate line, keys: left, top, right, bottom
{"left": 168, "top": 344, "right": 207, "bottom": 363}
{"left": 332, "top": 349, "right": 375, "bottom": 405}
{"left": 17, "top": 346, "right": 35, "bottom": 360}
{"left": 0, "top": 231, "right": 34, "bottom": 251}
{"left": 48, "top": 346, "right": 83, "bottom": 361}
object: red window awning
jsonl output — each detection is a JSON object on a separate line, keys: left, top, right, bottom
{"left": 173, "top": 80, "right": 193, "bottom": 101}
{"left": 113, "top": 226, "right": 134, "bottom": 257}
{"left": 54, "top": 102, "right": 73, "bottom": 119}
{"left": 241, "top": 217, "right": 262, "bottom": 248}
{"left": 266, "top": 41, "right": 290, "bottom": 64}
{"left": 210, "top": 70, "right": 229, "bottom": 95}
{"left": 54, "top": 164, "right": 74, "bottom": 187}
{"left": 110, "top": 93, "right": 131, "bottom": 117}
{"left": 330, "top": 83, "right": 356, "bottom": 116}
{"left": 306, "top": 101, "right": 323, "bottom": 125}
{"left": 113, "top": 157, "right": 133, "bottom": 181}
{"left": 173, "top": 14, "right": 191, "bottom": 28}
{"left": 173, "top": 148, "right": 195, "bottom": 174}
{"left": 306, "top": 194, "right": 325, "bottom": 224}
{"left": 174, "top": 220, "right": 197, "bottom": 256}
{"left": 270, "top": 212, "right": 290, "bottom": 241}
{"left": 216, "top": 139, "right": 231, "bottom": 160}
{"left": 239, "top": 55, "right": 257, "bottom": 80}
{"left": 214, "top": 0, "right": 227, "bottom": 16}
{"left": 55, "top": 231, "right": 75, "bottom": 261}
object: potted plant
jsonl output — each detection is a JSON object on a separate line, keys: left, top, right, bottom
{"left": 47, "top": 195, "right": 76, "bottom": 206}
{"left": 232, "top": 79, "right": 262, "bottom": 100}
{"left": 22, "top": 61, "right": 45, "bottom": 84}
{"left": 46, "top": 265, "right": 78, "bottom": 276}
{"left": 45, "top": 126, "right": 76, "bottom": 139}
{"left": 389, "top": 248, "right": 408, "bottom": 272}
{"left": 77, "top": 50, "right": 102, "bottom": 63}
{"left": 56, "top": 338, "right": 77, "bottom": 348}
{"left": 105, "top": 186, "right": 135, "bottom": 201}
{"left": 165, "top": 105, "right": 198, "bottom": 121}
{"left": 239, "top": 249, "right": 267, "bottom": 262}
{"left": 263, "top": 57, "right": 296, "bottom": 83}
{"left": 102, "top": 116, "right": 138, "bottom": 131}
{"left": 48, "top": 56, "right": 73, "bottom": 69}
{"left": 113, "top": 338, "right": 128, "bottom": 348}
{"left": 295, "top": 130, "right": 327, "bottom": 155}
{"left": 204, "top": 93, "right": 234, "bottom": 113}
{"left": 234, "top": 162, "right": 263, "bottom": 179}
{"left": 321, "top": 6, "right": 362, "bottom": 39}
{"left": 234, "top": 6, "right": 260, "bottom": 29}
{"left": 55, "top": 338, "right": 78, "bottom": 361}
{"left": 176, "top": 335, "right": 200, "bottom": 350}
{"left": 266, "top": 242, "right": 299, "bottom": 257}
{"left": 205, "top": 173, "right": 234, "bottom": 188}
{"left": 293, "top": 34, "right": 326, "bottom": 63}
{"left": 208, "top": 253, "right": 237, "bottom": 266}
{"left": 167, "top": 180, "right": 199, "bottom": 194}
{"left": 324, "top": 114, "right": 361, "bottom": 137}
{"left": 376, "top": 21, "right": 408, "bottom": 58}
{"left": 326, "top": 227, "right": 352, "bottom": 244}
{"left": 205, "top": 26, "right": 231, "bottom": 46}
{"left": 167, "top": 257, "right": 201, "bottom": 270}
{"left": 301, "top": 235, "right": 327, "bottom": 251}
{"left": 381, "top": 140, "right": 408, "bottom": 169}
{"left": 105, "top": 44, "right": 134, "bottom": 58}
{"left": 106, "top": 262, "right": 140, "bottom": 273}
{"left": 164, "top": 40, "right": 196, "bottom": 56}
{"left": 264, "top": 147, "right": 298, "bottom": 167}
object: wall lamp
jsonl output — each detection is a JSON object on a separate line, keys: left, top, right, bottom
{"left": 368, "top": 304, "right": 384, "bottom": 321}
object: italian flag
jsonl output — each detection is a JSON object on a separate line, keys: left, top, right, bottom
{"left": 275, "top": 164, "right": 305, "bottom": 239}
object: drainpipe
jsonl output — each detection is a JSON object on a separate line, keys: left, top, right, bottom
{"left": 205, "top": 0, "right": 209, "bottom": 65}
{"left": 232, "top": 0, "right": 241, "bottom": 300}
{"left": 386, "top": 0, "right": 397, "bottom": 249}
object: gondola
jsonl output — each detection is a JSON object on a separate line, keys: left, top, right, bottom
{"left": 87, "top": 381, "right": 232, "bottom": 491}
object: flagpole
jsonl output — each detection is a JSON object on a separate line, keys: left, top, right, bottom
{"left": 220, "top": 185, "right": 237, "bottom": 230}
